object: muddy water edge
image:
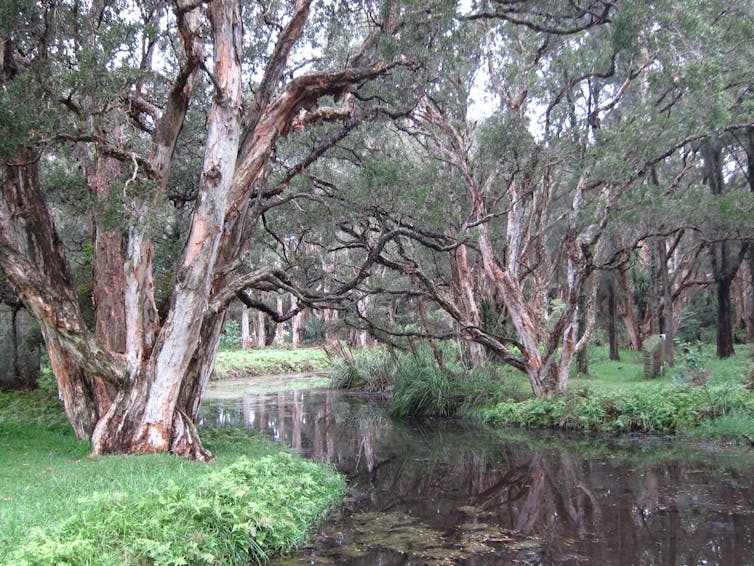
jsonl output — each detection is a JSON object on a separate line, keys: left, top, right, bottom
{"left": 199, "top": 380, "right": 754, "bottom": 565}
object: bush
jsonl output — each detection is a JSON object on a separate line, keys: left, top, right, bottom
{"left": 389, "top": 346, "right": 457, "bottom": 418}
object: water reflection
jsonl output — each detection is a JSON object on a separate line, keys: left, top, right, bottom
{"left": 199, "top": 389, "right": 754, "bottom": 565}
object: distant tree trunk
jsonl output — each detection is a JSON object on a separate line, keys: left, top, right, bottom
{"left": 290, "top": 295, "right": 300, "bottom": 348}
{"left": 658, "top": 239, "right": 674, "bottom": 366}
{"left": 648, "top": 240, "right": 660, "bottom": 335}
{"left": 716, "top": 273, "right": 735, "bottom": 358}
{"left": 241, "top": 307, "right": 251, "bottom": 349}
{"left": 704, "top": 138, "right": 740, "bottom": 358}
{"left": 607, "top": 272, "right": 620, "bottom": 361}
{"left": 617, "top": 266, "right": 642, "bottom": 350}
{"left": 274, "top": 295, "right": 285, "bottom": 347}
{"left": 255, "top": 310, "right": 266, "bottom": 349}
{"left": 576, "top": 286, "right": 589, "bottom": 374}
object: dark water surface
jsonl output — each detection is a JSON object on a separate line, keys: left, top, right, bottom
{"left": 199, "top": 385, "right": 754, "bottom": 565}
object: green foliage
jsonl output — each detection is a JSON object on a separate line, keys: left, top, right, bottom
{"left": 219, "top": 320, "right": 242, "bottom": 351}
{"left": 470, "top": 344, "right": 754, "bottom": 441}
{"left": 328, "top": 347, "right": 395, "bottom": 391}
{"left": 0, "top": 369, "right": 69, "bottom": 430}
{"left": 6, "top": 454, "right": 344, "bottom": 566}
{"left": 474, "top": 383, "right": 754, "bottom": 436}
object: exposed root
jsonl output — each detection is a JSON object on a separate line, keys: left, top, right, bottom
{"left": 171, "top": 408, "right": 214, "bottom": 462}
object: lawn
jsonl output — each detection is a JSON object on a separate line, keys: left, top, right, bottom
{"left": 213, "top": 347, "right": 329, "bottom": 379}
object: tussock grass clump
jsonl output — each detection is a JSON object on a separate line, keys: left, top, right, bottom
{"left": 327, "top": 344, "right": 395, "bottom": 391}
{"left": 389, "top": 345, "right": 511, "bottom": 418}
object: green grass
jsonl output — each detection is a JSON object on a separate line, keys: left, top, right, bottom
{"left": 468, "top": 343, "right": 754, "bottom": 443}
{"left": 0, "top": 377, "right": 344, "bottom": 565}
{"left": 213, "top": 347, "right": 329, "bottom": 380}
{"left": 328, "top": 347, "right": 395, "bottom": 391}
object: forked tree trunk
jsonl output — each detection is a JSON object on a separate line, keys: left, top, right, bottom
{"left": 90, "top": 0, "right": 243, "bottom": 460}
{"left": 1, "top": 0, "right": 390, "bottom": 460}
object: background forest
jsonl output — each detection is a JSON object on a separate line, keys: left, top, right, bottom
{"left": 1, "top": 0, "right": 753, "bottom": 459}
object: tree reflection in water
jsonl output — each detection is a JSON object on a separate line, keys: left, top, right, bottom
{"left": 200, "top": 389, "right": 754, "bottom": 565}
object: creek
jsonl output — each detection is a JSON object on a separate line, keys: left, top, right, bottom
{"left": 199, "top": 378, "right": 754, "bottom": 565}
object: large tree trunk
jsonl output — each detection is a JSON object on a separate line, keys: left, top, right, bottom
{"left": 90, "top": 0, "right": 243, "bottom": 460}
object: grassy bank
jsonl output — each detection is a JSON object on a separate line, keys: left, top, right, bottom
{"left": 0, "top": 378, "right": 344, "bottom": 565}
{"left": 328, "top": 342, "right": 754, "bottom": 443}
{"left": 213, "top": 347, "right": 329, "bottom": 380}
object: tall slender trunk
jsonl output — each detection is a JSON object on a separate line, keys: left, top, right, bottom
{"left": 275, "top": 295, "right": 285, "bottom": 347}
{"left": 290, "top": 295, "right": 300, "bottom": 348}
{"left": 255, "top": 309, "right": 266, "bottom": 348}
{"left": 241, "top": 307, "right": 251, "bottom": 349}
{"left": 648, "top": 239, "right": 660, "bottom": 335}
{"left": 607, "top": 272, "right": 620, "bottom": 360}
{"left": 716, "top": 273, "right": 735, "bottom": 358}
{"left": 658, "top": 238, "right": 674, "bottom": 366}
{"left": 704, "top": 138, "right": 739, "bottom": 358}
{"left": 617, "top": 266, "right": 642, "bottom": 350}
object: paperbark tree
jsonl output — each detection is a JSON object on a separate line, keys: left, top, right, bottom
{"left": 0, "top": 0, "right": 434, "bottom": 459}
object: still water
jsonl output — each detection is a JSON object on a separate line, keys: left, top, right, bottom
{"left": 199, "top": 383, "right": 754, "bottom": 565}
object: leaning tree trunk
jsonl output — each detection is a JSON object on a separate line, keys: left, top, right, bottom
{"left": 0, "top": 154, "right": 121, "bottom": 436}
{"left": 449, "top": 243, "right": 488, "bottom": 366}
